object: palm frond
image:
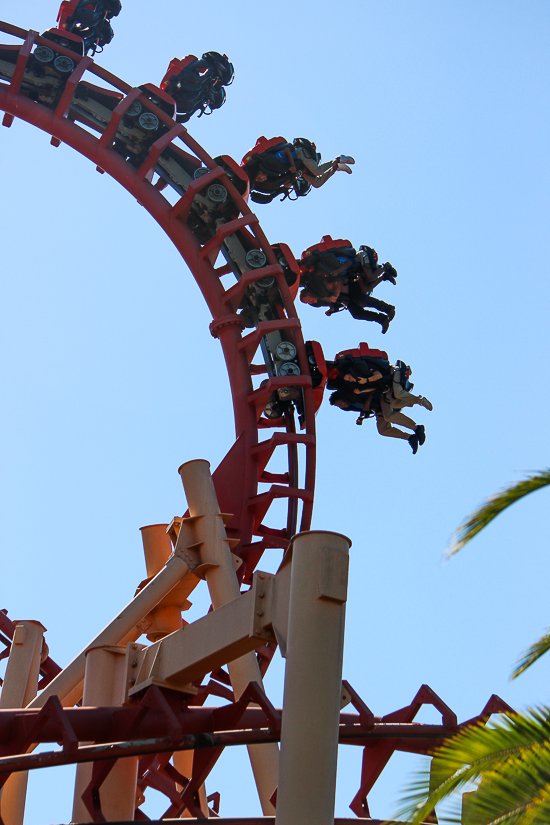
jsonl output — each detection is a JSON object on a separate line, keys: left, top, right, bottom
{"left": 512, "top": 631, "right": 550, "bottom": 679}
{"left": 446, "top": 469, "right": 550, "bottom": 558}
{"left": 395, "top": 708, "right": 550, "bottom": 824}
{"left": 463, "top": 750, "right": 550, "bottom": 824}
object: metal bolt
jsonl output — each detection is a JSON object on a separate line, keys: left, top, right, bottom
{"left": 131, "top": 659, "right": 138, "bottom": 667}
{"left": 257, "top": 610, "right": 264, "bottom": 617}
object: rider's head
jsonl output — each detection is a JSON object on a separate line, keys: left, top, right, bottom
{"left": 299, "top": 289, "right": 317, "bottom": 305}
{"left": 358, "top": 245, "right": 379, "bottom": 271}
{"left": 329, "top": 392, "right": 349, "bottom": 409}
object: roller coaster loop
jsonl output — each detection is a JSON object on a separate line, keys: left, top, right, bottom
{"left": 0, "top": 20, "right": 318, "bottom": 585}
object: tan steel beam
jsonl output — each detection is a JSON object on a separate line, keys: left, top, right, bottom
{"left": 179, "top": 460, "right": 280, "bottom": 816}
{"left": 141, "top": 525, "right": 209, "bottom": 817}
{"left": 27, "top": 524, "right": 198, "bottom": 710}
{"left": 138, "top": 524, "right": 198, "bottom": 642}
{"left": 276, "top": 531, "right": 351, "bottom": 825}
{"left": 72, "top": 646, "right": 138, "bottom": 822}
{"left": 174, "top": 749, "right": 210, "bottom": 819}
{"left": 128, "top": 573, "right": 274, "bottom": 695}
{"left": 6, "top": 522, "right": 198, "bottom": 825}
{"left": 0, "top": 620, "right": 45, "bottom": 825}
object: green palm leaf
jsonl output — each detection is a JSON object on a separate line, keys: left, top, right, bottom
{"left": 447, "top": 469, "right": 550, "bottom": 559}
{"left": 460, "top": 752, "right": 550, "bottom": 825}
{"left": 512, "top": 631, "right": 550, "bottom": 680}
{"left": 401, "top": 470, "right": 550, "bottom": 822}
{"left": 395, "top": 708, "right": 550, "bottom": 824}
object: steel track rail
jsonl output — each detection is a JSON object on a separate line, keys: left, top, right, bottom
{"left": 0, "top": 21, "right": 317, "bottom": 573}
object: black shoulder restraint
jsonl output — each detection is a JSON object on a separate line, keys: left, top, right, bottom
{"left": 293, "top": 137, "right": 318, "bottom": 161}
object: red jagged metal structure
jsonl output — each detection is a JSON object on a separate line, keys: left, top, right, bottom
{"left": 0, "top": 19, "right": 513, "bottom": 824}
{"left": 0, "top": 673, "right": 514, "bottom": 819}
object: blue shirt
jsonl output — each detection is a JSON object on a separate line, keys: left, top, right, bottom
{"left": 273, "top": 149, "right": 297, "bottom": 166}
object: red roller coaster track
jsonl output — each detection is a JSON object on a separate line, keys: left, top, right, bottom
{"left": 0, "top": 20, "right": 316, "bottom": 584}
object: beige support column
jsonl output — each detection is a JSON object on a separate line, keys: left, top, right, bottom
{"left": 172, "top": 750, "right": 209, "bottom": 819}
{"left": 28, "top": 547, "right": 192, "bottom": 710}
{"left": 72, "top": 646, "right": 138, "bottom": 822}
{"left": 141, "top": 524, "right": 173, "bottom": 578}
{"left": 139, "top": 524, "right": 189, "bottom": 641}
{"left": 179, "top": 459, "right": 279, "bottom": 816}
{"left": 0, "top": 620, "right": 45, "bottom": 825}
{"left": 275, "top": 530, "right": 351, "bottom": 825}
{"left": 141, "top": 525, "right": 208, "bottom": 817}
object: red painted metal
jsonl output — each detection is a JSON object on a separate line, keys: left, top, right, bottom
{"left": 0, "top": 681, "right": 512, "bottom": 817}
{"left": 0, "top": 19, "right": 316, "bottom": 559}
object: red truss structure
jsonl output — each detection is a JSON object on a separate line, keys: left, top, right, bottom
{"left": 0, "top": 681, "right": 513, "bottom": 820}
{"left": 0, "top": 19, "right": 317, "bottom": 568}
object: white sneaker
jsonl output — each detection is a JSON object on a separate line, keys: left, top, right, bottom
{"left": 338, "top": 155, "right": 355, "bottom": 164}
{"left": 337, "top": 163, "right": 353, "bottom": 174}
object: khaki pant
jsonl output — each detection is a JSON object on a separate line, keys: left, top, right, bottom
{"left": 376, "top": 396, "right": 417, "bottom": 440}
{"left": 294, "top": 147, "right": 336, "bottom": 188}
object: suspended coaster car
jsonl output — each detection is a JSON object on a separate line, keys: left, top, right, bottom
{"left": 57, "top": 0, "right": 121, "bottom": 55}
{"left": 161, "top": 51, "right": 234, "bottom": 123}
{"left": 241, "top": 136, "right": 312, "bottom": 204}
{"left": 301, "top": 234, "right": 355, "bottom": 260}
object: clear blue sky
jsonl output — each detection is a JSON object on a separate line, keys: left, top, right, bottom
{"left": 1, "top": 0, "right": 549, "bottom": 821}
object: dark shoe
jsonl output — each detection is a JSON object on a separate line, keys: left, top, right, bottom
{"left": 383, "top": 262, "right": 398, "bottom": 281}
{"left": 387, "top": 305, "right": 396, "bottom": 321}
{"left": 408, "top": 434, "right": 419, "bottom": 454}
{"left": 416, "top": 425, "right": 425, "bottom": 445}
{"left": 380, "top": 316, "right": 390, "bottom": 334}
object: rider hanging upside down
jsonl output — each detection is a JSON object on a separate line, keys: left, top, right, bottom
{"left": 373, "top": 360, "right": 433, "bottom": 453}
{"left": 299, "top": 237, "right": 397, "bottom": 333}
{"left": 241, "top": 137, "right": 355, "bottom": 204}
{"left": 57, "top": 0, "right": 121, "bottom": 54}
{"left": 327, "top": 345, "right": 433, "bottom": 454}
{"left": 160, "top": 52, "right": 234, "bottom": 122}
{"left": 326, "top": 347, "right": 391, "bottom": 419}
